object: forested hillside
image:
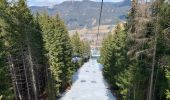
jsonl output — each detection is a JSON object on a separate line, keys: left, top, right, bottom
{"left": 100, "top": 0, "right": 170, "bottom": 100}
{"left": 30, "top": 0, "right": 131, "bottom": 30}
{"left": 0, "top": 0, "right": 90, "bottom": 99}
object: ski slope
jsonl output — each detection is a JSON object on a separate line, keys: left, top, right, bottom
{"left": 60, "top": 59, "right": 116, "bottom": 100}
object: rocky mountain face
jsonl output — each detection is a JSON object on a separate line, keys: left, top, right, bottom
{"left": 30, "top": 0, "right": 131, "bottom": 30}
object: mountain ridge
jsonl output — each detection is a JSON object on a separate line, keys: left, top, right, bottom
{"left": 30, "top": 0, "right": 131, "bottom": 30}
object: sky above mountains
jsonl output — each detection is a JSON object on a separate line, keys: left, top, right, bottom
{"left": 28, "top": 0, "right": 124, "bottom": 6}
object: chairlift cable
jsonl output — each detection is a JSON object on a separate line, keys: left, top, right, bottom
{"left": 96, "top": 0, "right": 104, "bottom": 48}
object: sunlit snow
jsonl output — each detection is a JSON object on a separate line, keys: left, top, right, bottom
{"left": 60, "top": 59, "right": 116, "bottom": 100}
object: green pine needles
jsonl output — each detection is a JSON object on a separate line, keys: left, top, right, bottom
{"left": 100, "top": 0, "right": 170, "bottom": 100}
{"left": 38, "top": 14, "right": 75, "bottom": 98}
{"left": 0, "top": 0, "right": 86, "bottom": 99}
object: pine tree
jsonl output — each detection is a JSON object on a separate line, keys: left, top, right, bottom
{"left": 100, "top": 0, "right": 170, "bottom": 100}
{"left": 71, "top": 32, "right": 82, "bottom": 56}
{"left": 0, "top": 0, "right": 14, "bottom": 99}
{"left": 0, "top": 0, "right": 46, "bottom": 99}
{"left": 53, "top": 14, "right": 73, "bottom": 92}
{"left": 70, "top": 32, "right": 91, "bottom": 68}
{"left": 38, "top": 14, "right": 74, "bottom": 98}
{"left": 0, "top": 29, "right": 13, "bottom": 100}
{"left": 150, "top": 0, "right": 170, "bottom": 99}
{"left": 100, "top": 23, "right": 127, "bottom": 88}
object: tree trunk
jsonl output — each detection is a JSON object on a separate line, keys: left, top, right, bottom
{"left": 8, "top": 55, "right": 22, "bottom": 100}
{"left": 148, "top": 16, "right": 158, "bottom": 100}
{"left": 21, "top": 46, "right": 31, "bottom": 100}
{"left": 26, "top": 30, "right": 38, "bottom": 100}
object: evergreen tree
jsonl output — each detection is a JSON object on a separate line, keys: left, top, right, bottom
{"left": 151, "top": 0, "right": 170, "bottom": 99}
{"left": 80, "top": 40, "right": 91, "bottom": 57}
{"left": 53, "top": 14, "right": 73, "bottom": 92}
{"left": 0, "top": 29, "right": 13, "bottom": 100}
{"left": 0, "top": 0, "right": 14, "bottom": 99}
{"left": 38, "top": 14, "right": 73, "bottom": 98}
{"left": 0, "top": 0, "right": 46, "bottom": 99}
{"left": 100, "top": 0, "right": 170, "bottom": 100}
{"left": 100, "top": 23, "right": 127, "bottom": 88}
{"left": 70, "top": 32, "right": 91, "bottom": 68}
{"left": 71, "top": 32, "right": 82, "bottom": 56}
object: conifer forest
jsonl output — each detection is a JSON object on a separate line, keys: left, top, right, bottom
{"left": 0, "top": 0, "right": 169, "bottom": 100}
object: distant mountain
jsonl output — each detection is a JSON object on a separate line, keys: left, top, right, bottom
{"left": 30, "top": 0, "right": 131, "bottom": 30}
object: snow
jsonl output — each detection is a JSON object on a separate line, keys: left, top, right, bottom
{"left": 60, "top": 59, "right": 116, "bottom": 100}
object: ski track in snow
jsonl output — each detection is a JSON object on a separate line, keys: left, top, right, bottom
{"left": 60, "top": 59, "right": 116, "bottom": 100}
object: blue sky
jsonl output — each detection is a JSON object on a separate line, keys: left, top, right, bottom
{"left": 27, "top": 0, "right": 124, "bottom": 6}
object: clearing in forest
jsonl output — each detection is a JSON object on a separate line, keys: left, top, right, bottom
{"left": 60, "top": 59, "right": 116, "bottom": 100}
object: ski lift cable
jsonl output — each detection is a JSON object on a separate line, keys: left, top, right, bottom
{"left": 96, "top": 0, "right": 104, "bottom": 48}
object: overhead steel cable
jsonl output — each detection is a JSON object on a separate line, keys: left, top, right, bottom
{"left": 96, "top": 0, "right": 104, "bottom": 48}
